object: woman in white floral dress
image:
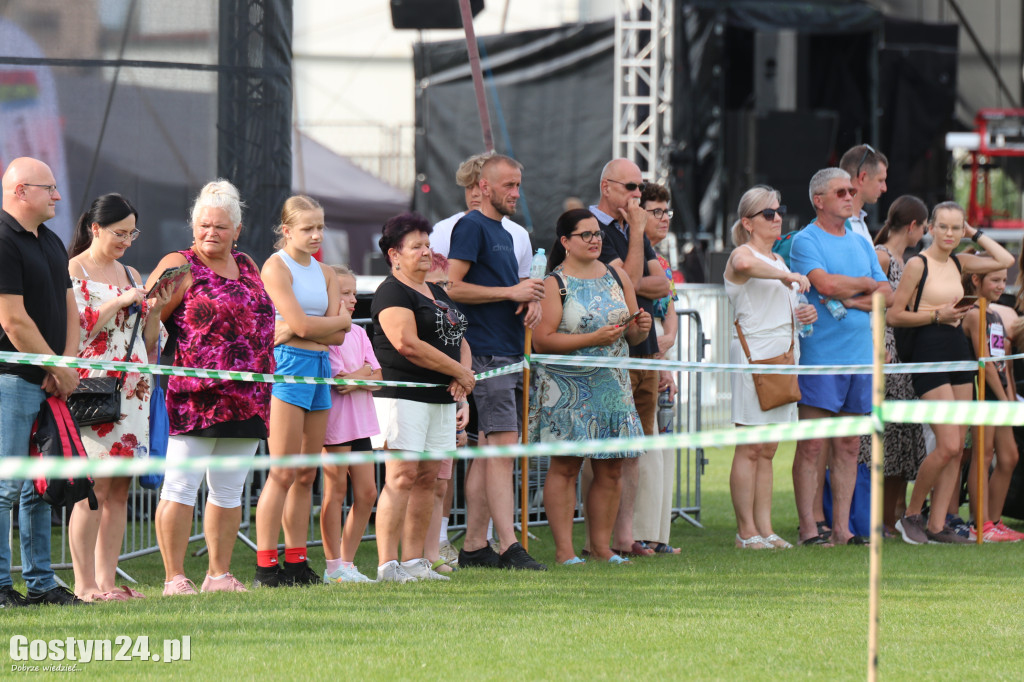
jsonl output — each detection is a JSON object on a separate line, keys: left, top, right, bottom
{"left": 66, "top": 194, "right": 175, "bottom": 601}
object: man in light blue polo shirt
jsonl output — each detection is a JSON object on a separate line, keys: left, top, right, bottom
{"left": 790, "top": 167, "right": 892, "bottom": 546}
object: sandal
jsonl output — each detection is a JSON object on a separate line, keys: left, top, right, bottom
{"left": 607, "top": 554, "right": 631, "bottom": 564}
{"left": 843, "top": 535, "right": 869, "bottom": 546}
{"left": 762, "top": 534, "right": 793, "bottom": 549}
{"left": 648, "top": 542, "right": 682, "bottom": 555}
{"left": 431, "top": 559, "right": 455, "bottom": 573}
{"left": 561, "top": 556, "right": 586, "bottom": 566}
{"left": 735, "top": 534, "right": 770, "bottom": 549}
{"left": 118, "top": 585, "right": 146, "bottom": 599}
{"left": 799, "top": 534, "right": 833, "bottom": 547}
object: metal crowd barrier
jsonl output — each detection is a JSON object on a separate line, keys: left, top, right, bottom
{"left": 14, "top": 287, "right": 733, "bottom": 575}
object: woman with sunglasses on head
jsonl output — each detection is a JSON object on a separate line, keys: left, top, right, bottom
{"left": 888, "top": 201, "right": 1014, "bottom": 544}
{"left": 530, "top": 208, "right": 651, "bottom": 565}
{"left": 724, "top": 186, "right": 816, "bottom": 549}
{"left": 371, "top": 212, "right": 474, "bottom": 582}
{"left": 66, "top": 194, "right": 177, "bottom": 601}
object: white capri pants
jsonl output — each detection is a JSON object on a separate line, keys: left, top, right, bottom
{"left": 159, "top": 436, "right": 259, "bottom": 509}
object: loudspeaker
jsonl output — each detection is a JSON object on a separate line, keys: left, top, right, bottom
{"left": 390, "top": 0, "right": 484, "bottom": 30}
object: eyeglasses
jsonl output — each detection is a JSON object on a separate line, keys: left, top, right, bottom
{"left": 433, "top": 299, "right": 461, "bottom": 327}
{"left": 748, "top": 206, "right": 787, "bottom": 221}
{"left": 432, "top": 279, "right": 452, "bottom": 290}
{"left": 102, "top": 226, "right": 141, "bottom": 242}
{"left": 855, "top": 144, "right": 877, "bottom": 176}
{"left": 23, "top": 183, "right": 58, "bottom": 195}
{"left": 817, "top": 187, "right": 858, "bottom": 199}
{"left": 646, "top": 208, "right": 674, "bottom": 219}
{"left": 568, "top": 229, "right": 605, "bottom": 243}
{"left": 606, "top": 179, "right": 647, "bottom": 193}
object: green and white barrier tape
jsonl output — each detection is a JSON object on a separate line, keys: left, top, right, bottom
{"left": 1, "top": 349, "right": 1017, "bottom": 387}
{"left": 5, "top": 398, "right": 1024, "bottom": 480}
{"left": 531, "top": 353, "right": 1024, "bottom": 375}
{"left": 0, "top": 351, "right": 521, "bottom": 388}
{"left": 0, "top": 415, "right": 871, "bottom": 480}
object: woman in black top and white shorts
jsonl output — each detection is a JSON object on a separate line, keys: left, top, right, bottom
{"left": 371, "top": 212, "right": 475, "bottom": 583}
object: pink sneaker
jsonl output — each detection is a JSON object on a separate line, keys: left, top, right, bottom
{"left": 969, "top": 521, "right": 1014, "bottom": 543}
{"left": 162, "top": 574, "right": 198, "bottom": 596}
{"left": 201, "top": 572, "right": 248, "bottom": 593}
{"left": 994, "top": 521, "right": 1024, "bottom": 542}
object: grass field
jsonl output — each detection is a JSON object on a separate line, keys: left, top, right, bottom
{"left": 5, "top": 443, "right": 1024, "bottom": 680}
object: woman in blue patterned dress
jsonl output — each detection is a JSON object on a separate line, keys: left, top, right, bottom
{"left": 530, "top": 209, "right": 651, "bottom": 565}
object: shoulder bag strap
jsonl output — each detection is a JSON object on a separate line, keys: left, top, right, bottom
{"left": 909, "top": 254, "right": 928, "bottom": 313}
{"left": 551, "top": 272, "right": 567, "bottom": 305}
{"left": 119, "top": 263, "right": 143, "bottom": 374}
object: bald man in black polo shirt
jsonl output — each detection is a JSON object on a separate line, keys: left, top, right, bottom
{"left": 0, "top": 157, "right": 82, "bottom": 608}
{"left": 583, "top": 158, "right": 670, "bottom": 557}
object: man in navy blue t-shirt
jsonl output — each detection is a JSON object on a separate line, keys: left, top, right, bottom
{"left": 448, "top": 154, "right": 546, "bottom": 571}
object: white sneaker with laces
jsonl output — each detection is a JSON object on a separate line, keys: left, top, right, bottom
{"left": 401, "top": 558, "right": 451, "bottom": 581}
{"left": 324, "top": 564, "right": 375, "bottom": 584}
{"left": 376, "top": 561, "right": 416, "bottom": 583}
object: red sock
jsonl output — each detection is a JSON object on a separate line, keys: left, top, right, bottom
{"left": 257, "top": 550, "right": 278, "bottom": 568}
{"left": 284, "top": 547, "right": 306, "bottom": 564}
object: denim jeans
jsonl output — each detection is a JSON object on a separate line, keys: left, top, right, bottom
{"left": 0, "top": 374, "right": 54, "bottom": 593}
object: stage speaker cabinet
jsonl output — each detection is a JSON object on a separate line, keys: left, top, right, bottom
{"left": 390, "top": 0, "right": 484, "bottom": 30}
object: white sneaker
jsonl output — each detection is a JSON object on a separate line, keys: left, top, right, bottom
{"left": 324, "top": 564, "right": 375, "bottom": 584}
{"left": 376, "top": 561, "right": 416, "bottom": 583}
{"left": 401, "top": 558, "right": 451, "bottom": 581}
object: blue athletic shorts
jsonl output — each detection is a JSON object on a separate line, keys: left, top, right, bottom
{"left": 797, "top": 373, "right": 871, "bottom": 415}
{"left": 272, "top": 345, "right": 332, "bottom": 411}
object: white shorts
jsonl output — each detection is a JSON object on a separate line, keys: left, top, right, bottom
{"left": 378, "top": 398, "right": 456, "bottom": 453}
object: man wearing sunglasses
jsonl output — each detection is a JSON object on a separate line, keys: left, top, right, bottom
{"left": 839, "top": 144, "right": 889, "bottom": 246}
{"left": 583, "top": 158, "right": 670, "bottom": 558}
{"left": 788, "top": 167, "right": 892, "bottom": 546}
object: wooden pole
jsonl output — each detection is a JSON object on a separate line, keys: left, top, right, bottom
{"left": 975, "top": 297, "right": 988, "bottom": 544}
{"left": 867, "top": 292, "right": 885, "bottom": 682}
{"left": 458, "top": 0, "right": 495, "bottom": 152}
{"left": 520, "top": 327, "right": 532, "bottom": 551}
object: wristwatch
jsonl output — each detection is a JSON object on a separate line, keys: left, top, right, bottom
{"left": 971, "top": 229, "right": 984, "bottom": 243}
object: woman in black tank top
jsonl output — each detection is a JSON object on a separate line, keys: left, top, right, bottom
{"left": 886, "top": 202, "right": 1014, "bottom": 544}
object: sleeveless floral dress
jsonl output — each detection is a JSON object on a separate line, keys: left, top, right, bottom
{"left": 73, "top": 271, "right": 153, "bottom": 459}
{"left": 166, "top": 249, "right": 275, "bottom": 436}
{"left": 528, "top": 267, "right": 642, "bottom": 458}
{"left": 857, "top": 245, "right": 925, "bottom": 479}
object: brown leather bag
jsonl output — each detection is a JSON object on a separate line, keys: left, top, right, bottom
{"left": 734, "top": 320, "right": 801, "bottom": 411}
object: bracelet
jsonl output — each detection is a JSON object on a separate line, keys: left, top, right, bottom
{"left": 932, "top": 310, "right": 939, "bottom": 325}
{"left": 971, "top": 230, "right": 984, "bottom": 243}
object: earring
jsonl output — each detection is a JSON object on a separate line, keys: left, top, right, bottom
{"left": 394, "top": 263, "right": 401, "bottom": 272}
{"left": 233, "top": 242, "right": 238, "bottom": 249}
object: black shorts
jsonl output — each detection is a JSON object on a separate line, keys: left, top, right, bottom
{"left": 909, "top": 323, "right": 974, "bottom": 396}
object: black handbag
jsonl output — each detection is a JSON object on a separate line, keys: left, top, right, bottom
{"left": 67, "top": 266, "right": 143, "bottom": 427}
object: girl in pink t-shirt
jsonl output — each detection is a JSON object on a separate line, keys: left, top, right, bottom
{"left": 321, "top": 265, "right": 382, "bottom": 583}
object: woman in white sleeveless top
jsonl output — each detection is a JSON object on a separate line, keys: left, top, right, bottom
{"left": 724, "top": 186, "right": 816, "bottom": 549}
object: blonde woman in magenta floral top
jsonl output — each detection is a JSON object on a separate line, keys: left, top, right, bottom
{"left": 148, "top": 180, "right": 275, "bottom": 596}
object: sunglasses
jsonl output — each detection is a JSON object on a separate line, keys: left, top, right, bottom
{"left": 606, "top": 178, "right": 647, "bottom": 193}
{"left": 818, "top": 187, "right": 858, "bottom": 199}
{"left": 568, "top": 229, "right": 605, "bottom": 243}
{"left": 646, "top": 208, "right": 674, "bottom": 219}
{"left": 433, "top": 299, "right": 461, "bottom": 328}
{"left": 748, "top": 205, "right": 787, "bottom": 221}
{"left": 855, "top": 143, "right": 878, "bottom": 176}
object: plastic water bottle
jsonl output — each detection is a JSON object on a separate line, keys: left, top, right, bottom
{"left": 657, "top": 389, "right": 674, "bottom": 433}
{"left": 530, "top": 248, "right": 547, "bottom": 279}
{"left": 824, "top": 297, "right": 847, "bottom": 321}
{"left": 795, "top": 291, "right": 814, "bottom": 338}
